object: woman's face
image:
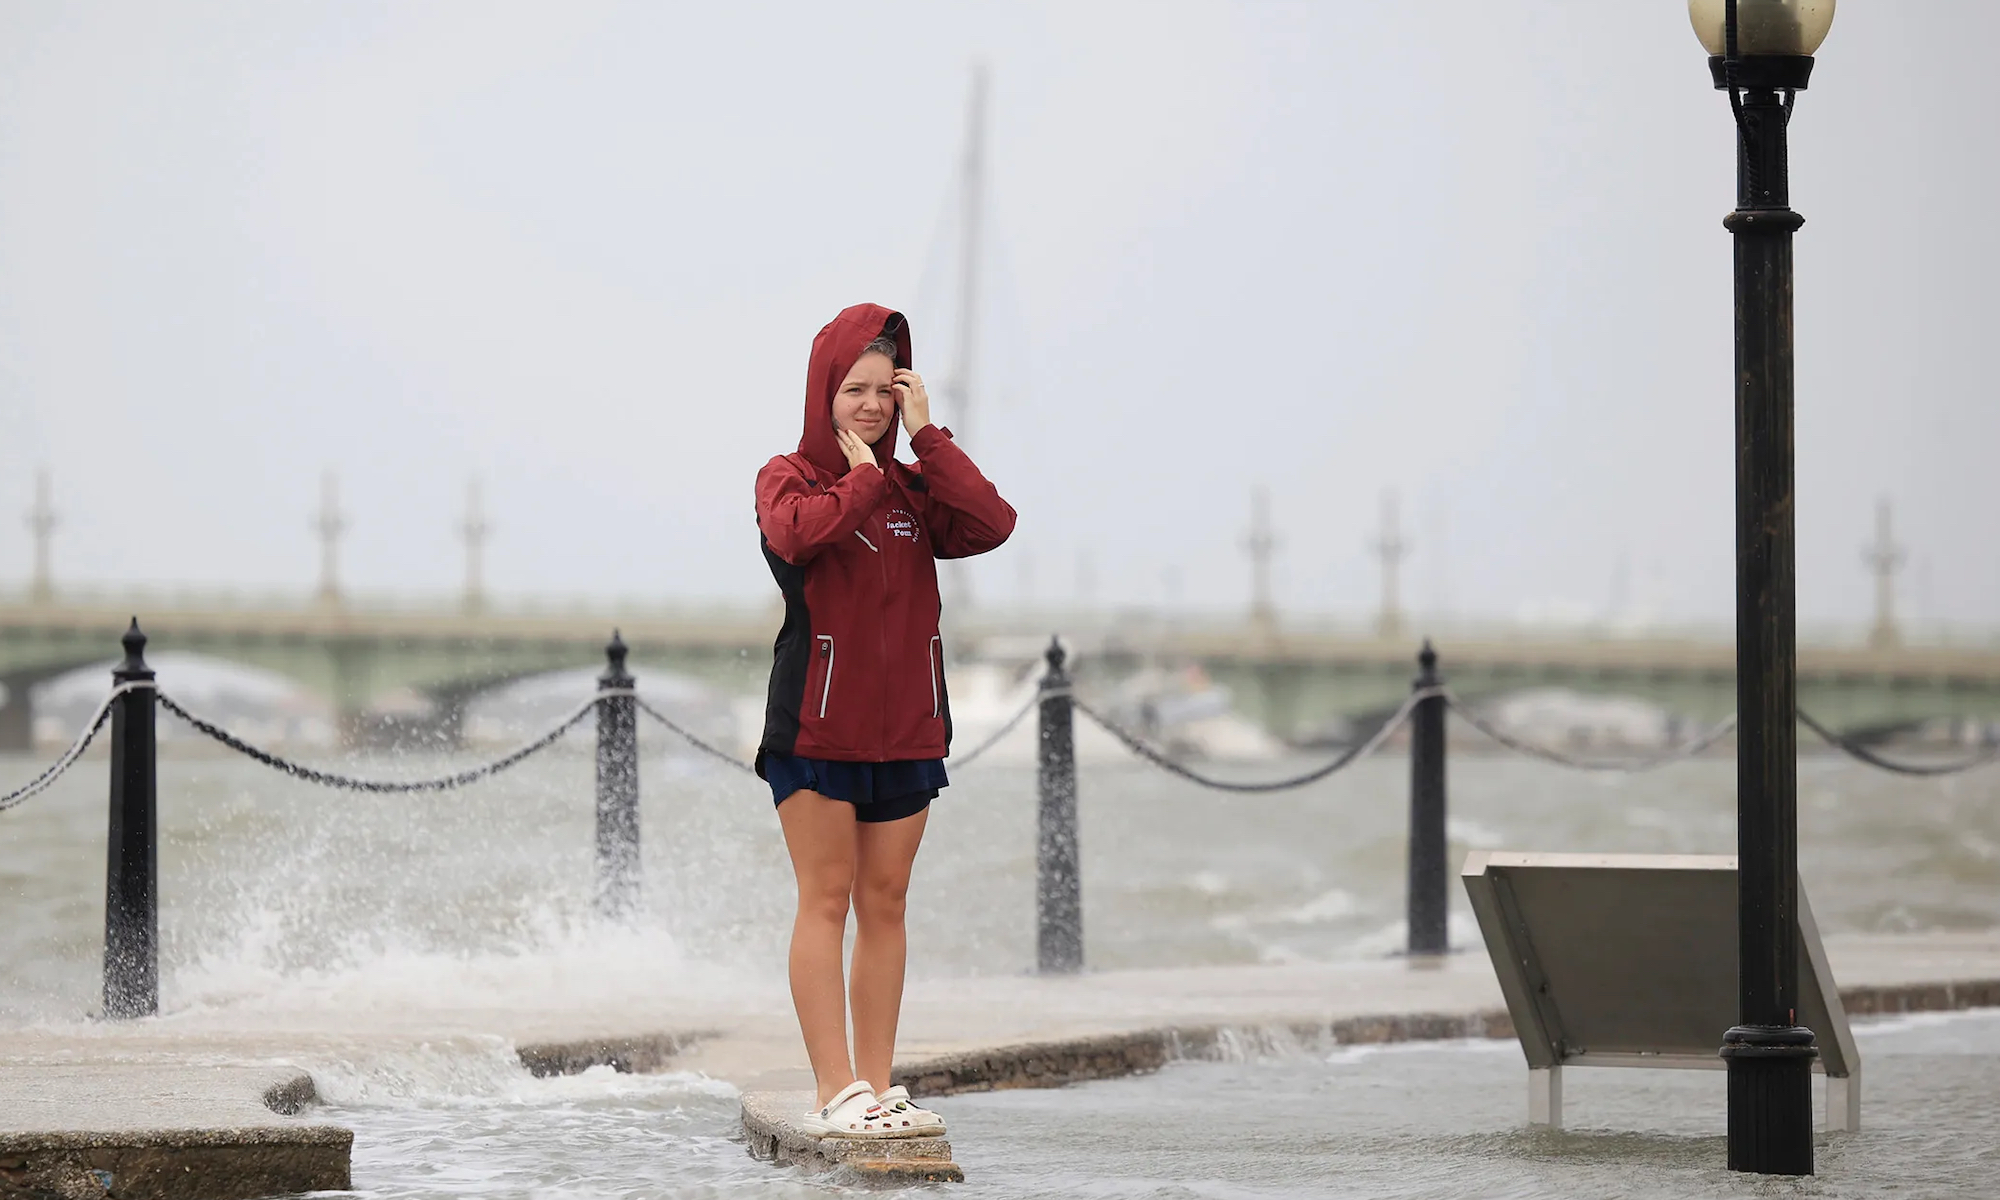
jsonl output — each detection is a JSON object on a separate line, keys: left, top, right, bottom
{"left": 832, "top": 352, "right": 897, "bottom": 445}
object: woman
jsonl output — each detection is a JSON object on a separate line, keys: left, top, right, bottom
{"left": 754, "top": 303, "right": 1016, "bottom": 1137}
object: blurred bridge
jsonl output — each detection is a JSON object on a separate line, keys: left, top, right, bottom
{"left": 1165, "top": 625, "right": 2000, "bottom": 741}
{"left": 2, "top": 592, "right": 1998, "bottom": 750}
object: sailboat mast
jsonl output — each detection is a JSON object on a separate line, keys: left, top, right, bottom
{"left": 949, "top": 65, "right": 987, "bottom": 613}
{"left": 955, "top": 65, "right": 986, "bottom": 455}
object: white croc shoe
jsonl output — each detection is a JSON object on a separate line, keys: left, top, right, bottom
{"left": 873, "top": 1085, "right": 947, "bottom": 1136}
{"left": 799, "top": 1080, "right": 905, "bottom": 1139}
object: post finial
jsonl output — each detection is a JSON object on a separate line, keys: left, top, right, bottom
{"left": 600, "top": 629, "right": 633, "bottom": 687}
{"left": 116, "top": 617, "right": 155, "bottom": 681}
{"left": 1414, "top": 637, "right": 1442, "bottom": 688}
{"left": 1045, "top": 634, "right": 1066, "bottom": 673}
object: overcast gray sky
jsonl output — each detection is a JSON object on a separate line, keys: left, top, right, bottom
{"left": 0, "top": 1, "right": 1992, "bottom": 632}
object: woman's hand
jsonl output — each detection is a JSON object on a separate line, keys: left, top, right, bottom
{"left": 893, "top": 369, "right": 932, "bottom": 437}
{"left": 835, "top": 424, "right": 878, "bottom": 472}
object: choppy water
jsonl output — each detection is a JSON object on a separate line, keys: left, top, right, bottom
{"left": 311, "top": 1011, "right": 2000, "bottom": 1198}
{"left": 2, "top": 741, "right": 1998, "bottom": 1194}
{"left": 3, "top": 746, "right": 1996, "bottom": 1020}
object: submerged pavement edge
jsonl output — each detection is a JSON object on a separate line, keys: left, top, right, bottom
{"left": 4, "top": 951, "right": 1998, "bottom": 1198}
{"left": 0, "top": 1066, "right": 349, "bottom": 1200}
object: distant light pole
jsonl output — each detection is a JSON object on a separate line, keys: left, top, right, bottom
{"left": 25, "top": 468, "right": 57, "bottom": 606}
{"left": 1688, "top": 0, "right": 1837, "bottom": 1177}
{"left": 461, "top": 478, "right": 491, "bottom": 616}
{"left": 1371, "top": 489, "right": 1409, "bottom": 640}
{"left": 1862, "top": 497, "right": 1905, "bottom": 649}
{"left": 1243, "top": 487, "right": 1277, "bottom": 638}
{"left": 313, "top": 470, "right": 347, "bottom": 610}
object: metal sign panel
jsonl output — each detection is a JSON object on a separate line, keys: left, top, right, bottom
{"left": 1462, "top": 851, "right": 1859, "bottom": 1131}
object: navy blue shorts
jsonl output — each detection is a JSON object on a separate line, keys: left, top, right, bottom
{"left": 758, "top": 752, "right": 948, "bottom": 823}
{"left": 764, "top": 756, "right": 952, "bottom": 820}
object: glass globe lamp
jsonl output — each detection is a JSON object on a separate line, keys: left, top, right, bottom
{"left": 1689, "top": 0, "right": 1833, "bottom": 88}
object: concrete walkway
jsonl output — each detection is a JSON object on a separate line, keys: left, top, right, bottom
{"left": 680, "top": 930, "right": 2000, "bottom": 1093}
{"left": 0, "top": 1064, "right": 348, "bottom": 1200}
{"left": 3, "top": 931, "right": 1998, "bottom": 1197}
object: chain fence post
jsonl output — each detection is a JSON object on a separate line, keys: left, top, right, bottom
{"left": 595, "top": 630, "right": 640, "bottom": 919}
{"left": 1036, "top": 635, "right": 1082, "bottom": 974}
{"left": 103, "top": 618, "right": 158, "bottom": 1018}
{"left": 1407, "top": 639, "right": 1448, "bottom": 957}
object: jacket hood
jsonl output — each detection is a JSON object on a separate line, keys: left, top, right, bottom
{"left": 800, "top": 303, "right": 911, "bottom": 478}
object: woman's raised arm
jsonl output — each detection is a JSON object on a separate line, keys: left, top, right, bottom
{"left": 909, "top": 425, "right": 1016, "bottom": 560}
{"left": 756, "top": 456, "right": 887, "bottom": 565}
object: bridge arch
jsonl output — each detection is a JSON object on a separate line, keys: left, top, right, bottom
{"left": 20, "top": 652, "right": 336, "bottom": 751}
{"left": 1194, "top": 654, "right": 2000, "bottom": 745}
{"left": 0, "top": 656, "right": 109, "bottom": 752}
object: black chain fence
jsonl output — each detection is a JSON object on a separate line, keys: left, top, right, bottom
{"left": 156, "top": 691, "right": 601, "bottom": 792}
{"left": 0, "top": 681, "right": 150, "bottom": 813}
{"left": 1797, "top": 709, "right": 2000, "bottom": 777}
{"left": 1445, "top": 700, "right": 1741, "bottom": 773}
{"left": 1071, "top": 687, "right": 1440, "bottom": 794}
{"left": 3, "top": 678, "right": 1994, "bottom": 814}
{"left": 630, "top": 693, "right": 760, "bottom": 776}
{"left": 946, "top": 690, "right": 1049, "bottom": 768}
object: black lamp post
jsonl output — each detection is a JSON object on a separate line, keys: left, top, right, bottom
{"left": 1688, "top": 0, "right": 1836, "bottom": 1177}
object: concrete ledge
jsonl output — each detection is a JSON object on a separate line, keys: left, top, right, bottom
{"left": 889, "top": 981, "right": 2000, "bottom": 1098}
{"left": 1840, "top": 978, "right": 2000, "bottom": 1015}
{"left": 894, "top": 1029, "right": 1176, "bottom": 1096}
{"left": 0, "top": 1068, "right": 350, "bottom": 1200}
{"left": 515, "top": 1031, "right": 703, "bottom": 1077}
{"left": 892, "top": 1009, "right": 1517, "bottom": 1097}
{"left": 740, "top": 1091, "right": 962, "bottom": 1184}
{"left": 0, "top": 1134, "right": 351, "bottom": 1200}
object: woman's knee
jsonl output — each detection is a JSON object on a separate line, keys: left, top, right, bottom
{"left": 796, "top": 867, "right": 855, "bottom": 927}
{"left": 852, "top": 875, "right": 909, "bottom": 929}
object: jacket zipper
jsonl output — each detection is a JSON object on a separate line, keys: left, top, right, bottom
{"left": 816, "top": 634, "right": 835, "bottom": 719}
{"left": 877, "top": 513, "right": 890, "bottom": 759}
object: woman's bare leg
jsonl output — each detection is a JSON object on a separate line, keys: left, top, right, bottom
{"left": 776, "top": 789, "right": 860, "bottom": 1107}
{"left": 850, "top": 806, "right": 929, "bottom": 1094}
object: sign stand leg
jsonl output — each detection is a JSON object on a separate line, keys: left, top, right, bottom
{"left": 1528, "top": 1065, "right": 1562, "bottom": 1128}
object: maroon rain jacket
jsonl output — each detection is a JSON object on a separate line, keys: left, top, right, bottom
{"left": 754, "top": 304, "right": 1016, "bottom": 769}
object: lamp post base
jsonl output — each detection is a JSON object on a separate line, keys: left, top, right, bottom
{"left": 1722, "top": 1025, "right": 1817, "bottom": 1175}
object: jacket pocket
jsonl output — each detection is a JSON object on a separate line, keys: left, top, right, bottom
{"left": 929, "top": 635, "right": 943, "bottom": 719}
{"left": 811, "top": 634, "right": 836, "bottom": 720}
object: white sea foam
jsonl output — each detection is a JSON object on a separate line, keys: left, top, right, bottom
{"left": 1344, "top": 912, "right": 1486, "bottom": 960}
{"left": 1851, "top": 1007, "right": 2000, "bottom": 1039}
{"left": 1445, "top": 815, "right": 1506, "bottom": 848}
{"left": 1323, "top": 1036, "right": 1515, "bottom": 1066}
{"left": 166, "top": 903, "right": 767, "bottom": 1021}
{"left": 1276, "top": 888, "right": 1359, "bottom": 924}
{"left": 1189, "top": 869, "right": 1229, "bottom": 896}
{"left": 305, "top": 1045, "right": 737, "bottom": 1109}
